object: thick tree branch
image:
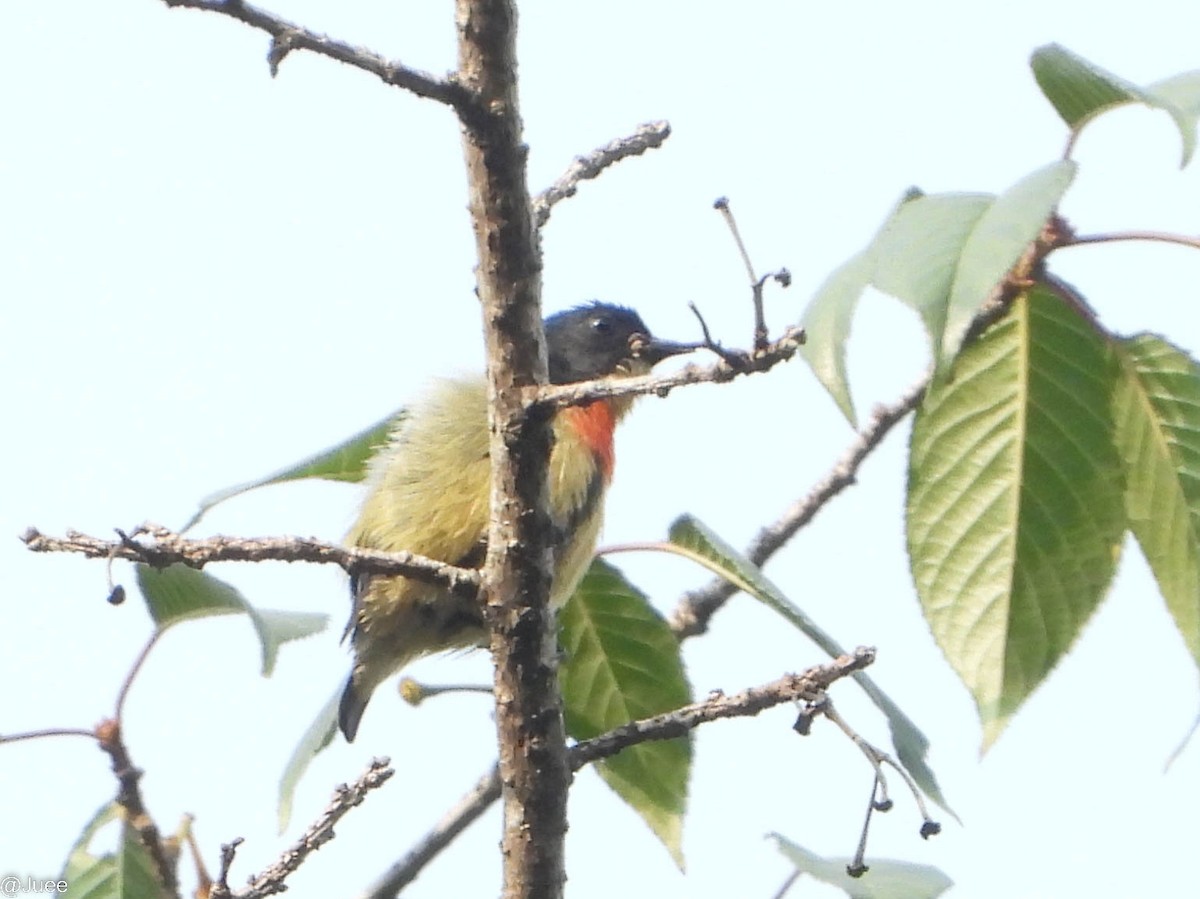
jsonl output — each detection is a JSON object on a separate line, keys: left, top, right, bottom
{"left": 20, "top": 527, "right": 480, "bottom": 598}
{"left": 360, "top": 648, "right": 875, "bottom": 898}
{"left": 531, "top": 121, "right": 672, "bottom": 228}
{"left": 454, "top": 2, "right": 567, "bottom": 898}
{"left": 160, "top": 0, "right": 468, "bottom": 105}
{"left": 211, "top": 757, "right": 394, "bottom": 899}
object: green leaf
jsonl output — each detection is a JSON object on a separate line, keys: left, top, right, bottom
{"left": 769, "top": 833, "right": 953, "bottom": 899}
{"left": 136, "top": 564, "right": 328, "bottom": 676}
{"left": 800, "top": 189, "right": 923, "bottom": 427}
{"left": 941, "top": 161, "right": 1076, "bottom": 368}
{"left": 871, "top": 193, "right": 992, "bottom": 348}
{"left": 1113, "top": 334, "right": 1200, "bottom": 665}
{"left": 61, "top": 805, "right": 171, "bottom": 899}
{"left": 114, "top": 821, "right": 169, "bottom": 899}
{"left": 1150, "top": 72, "right": 1200, "bottom": 113}
{"left": 63, "top": 804, "right": 121, "bottom": 888}
{"left": 1031, "top": 44, "right": 1147, "bottom": 129}
{"left": 560, "top": 559, "right": 692, "bottom": 868}
{"left": 799, "top": 249, "right": 873, "bottom": 426}
{"left": 806, "top": 164, "right": 1075, "bottom": 421}
{"left": 277, "top": 685, "right": 342, "bottom": 832}
{"left": 253, "top": 607, "right": 333, "bottom": 675}
{"left": 1149, "top": 70, "right": 1200, "bottom": 166}
{"left": 1031, "top": 44, "right": 1200, "bottom": 166}
{"left": 908, "top": 285, "right": 1125, "bottom": 749}
{"left": 667, "top": 515, "right": 956, "bottom": 820}
{"left": 180, "top": 409, "right": 402, "bottom": 532}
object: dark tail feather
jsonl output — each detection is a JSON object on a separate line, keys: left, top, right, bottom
{"left": 339, "top": 674, "right": 369, "bottom": 743}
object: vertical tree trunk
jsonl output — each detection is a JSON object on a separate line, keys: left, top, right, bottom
{"left": 455, "top": 2, "right": 569, "bottom": 897}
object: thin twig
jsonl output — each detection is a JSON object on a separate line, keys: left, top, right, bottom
{"left": 846, "top": 777, "right": 877, "bottom": 878}
{"left": 212, "top": 757, "right": 395, "bottom": 899}
{"left": 532, "top": 121, "right": 672, "bottom": 228}
{"left": 1059, "top": 229, "right": 1200, "bottom": 252}
{"left": 531, "top": 326, "right": 806, "bottom": 411}
{"left": 360, "top": 649, "right": 875, "bottom": 897}
{"left": 115, "top": 629, "right": 166, "bottom": 724}
{"left": 569, "top": 647, "right": 874, "bottom": 768}
{"left": 820, "top": 698, "right": 940, "bottom": 839}
{"left": 768, "top": 869, "right": 801, "bottom": 899}
{"left": 714, "top": 197, "right": 771, "bottom": 350}
{"left": 714, "top": 197, "right": 757, "bottom": 284}
{"left": 357, "top": 766, "right": 502, "bottom": 899}
{"left": 213, "top": 838, "right": 243, "bottom": 897}
{"left": 0, "top": 727, "right": 95, "bottom": 745}
{"left": 1166, "top": 710, "right": 1200, "bottom": 771}
{"left": 159, "top": 0, "right": 467, "bottom": 107}
{"left": 688, "top": 302, "right": 755, "bottom": 368}
{"left": 822, "top": 701, "right": 891, "bottom": 802}
{"left": 20, "top": 527, "right": 480, "bottom": 598}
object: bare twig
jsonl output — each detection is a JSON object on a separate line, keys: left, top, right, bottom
{"left": 361, "top": 649, "right": 875, "bottom": 897}
{"left": 687, "top": 302, "right": 756, "bottom": 368}
{"left": 115, "top": 629, "right": 167, "bottom": 724}
{"left": 213, "top": 838, "right": 243, "bottom": 898}
{"left": 1058, "top": 229, "right": 1200, "bottom": 252}
{"left": 821, "top": 699, "right": 891, "bottom": 795}
{"left": 769, "top": 870, "right": 802, "bottom": 899}
{"left": 820, "top": 698, "right": 940, "bottom": 839}
{"left": 95, "top": 719, "right": 180, "bottom": 898}
{"left": 714, "top": 197, "right": 773, "bottom": 350}
{"left": 569, "top": 647, "right": 874, "bottom": 767}
{"left": 532, "top": 325, "right": 806, "bottom": 411}
{"left": 532, "top": 121, "right": 672, "bottom": 228}
{"left": 358, "top": 766, "right": 502, "bottom": 899}
{"left": 713, "top": 198, "right": 757, "bottom": 285}
{"left": 846, "top": 777, "right": 878, "bottom": 878}
{"left": 669, "top": 375, "right": 927, "bottom": 637}
{"left": 0, "top": 727, "right": 95, "bottom": 744}
{"left": 1166, "top": 709, "right": 1200, "bottom": 771}
{"left": 20, "top": 527, "right": 480, "bottom": 599}
{"left": 159, "top": 0, "right": 467, "bottom": 106}
{"left": 211, "top": 758, "right": 394, "bottom": 899}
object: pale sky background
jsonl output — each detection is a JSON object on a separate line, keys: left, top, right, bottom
{"left": 4, "top": 2, "right": 1200, "bottom": 897}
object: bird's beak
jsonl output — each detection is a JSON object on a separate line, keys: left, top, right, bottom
{"left": 632, "top": 335, "right": 702, "bottom": 366}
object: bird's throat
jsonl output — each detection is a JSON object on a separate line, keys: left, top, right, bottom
{"left": 561, "top": 400, "right": 619, "bottom": 481}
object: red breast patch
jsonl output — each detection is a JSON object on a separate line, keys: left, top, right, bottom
{"left": 562, "top": 401, "right": 617, "bottom": 481}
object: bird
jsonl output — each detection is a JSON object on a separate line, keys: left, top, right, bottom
{"left": 338, "top": 302, "right": 697, "bottom": 741}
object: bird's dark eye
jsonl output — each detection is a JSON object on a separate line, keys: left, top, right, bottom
{"left": 589, "top": 315, "right": 612, "bottom": 334}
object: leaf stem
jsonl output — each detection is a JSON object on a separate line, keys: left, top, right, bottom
{"left": 0, "top": 727, "right": 95, "bottom": 745}
{"left": 1061, "top": 230, "right": 1200, "bottom": 252}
